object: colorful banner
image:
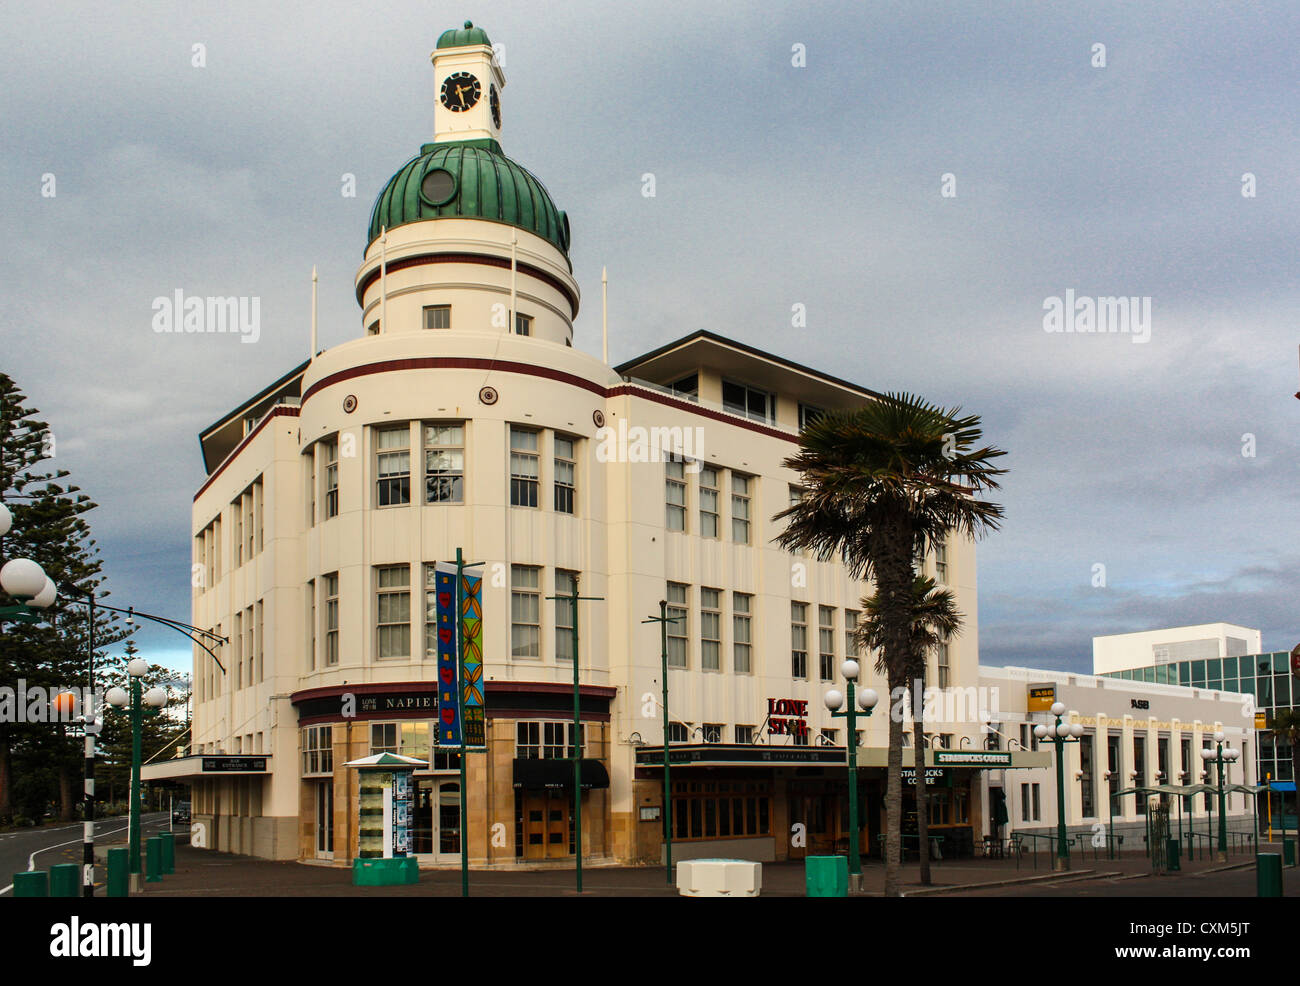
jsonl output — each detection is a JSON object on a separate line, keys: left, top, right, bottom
{"left": 460, "top": 565, "right": 486, "bottom": 748}
{"left": 434, "top": 562, "right": 461, "bottom": 746}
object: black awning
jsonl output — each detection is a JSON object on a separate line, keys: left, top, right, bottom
{"left": 513, "top": 758, "right": 609, "bottom": 790}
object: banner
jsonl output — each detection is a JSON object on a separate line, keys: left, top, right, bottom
{"left": 434, "top": 562, "right": 461, "bottom": 746}
{"left": 460, "top": 565, "right": 486, "bottom": 748}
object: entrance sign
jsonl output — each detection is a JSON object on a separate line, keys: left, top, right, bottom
{"left": 434, "top": 563, "right": 461, "bottom": 746}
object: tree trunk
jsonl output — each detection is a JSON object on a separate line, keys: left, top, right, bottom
{"left": 0, "top": 735, "right": 11, "bottom": 819}
{"left": 885, "top": 667, "right": 905, "bottom": 897}
{"left": 879, "top": 511, "right": 916, "bottom": 898}
{"left": 914, "top": 672, "right": 931, "bottom": 884}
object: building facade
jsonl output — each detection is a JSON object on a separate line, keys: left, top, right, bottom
{"left": 978, "top": 666, "right": 1256, "bottom": 848}
{"left": 1092, "top": 623, "right": 1262, "bottom": 676}
{"left": 151, "top": 22, "right": 998, "bottom": 867}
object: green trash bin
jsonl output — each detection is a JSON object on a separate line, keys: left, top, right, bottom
{"left": 1284, "top": 840, "right": 1296, "bottom": 866}
{"left": 145, "top": 836, "right": 163, "bottom": 883}
{"left": 159, "top": 831, "right": 175, "bottom": 874}
{"left": 805, "top": 855, "right": 848, "bottom": 897}
{"left": 1165, "top": 839, "right": 1180, "bottom": 872}
{"left": 12, "top": 871, "right": 48, "bottom": 897}
{"left": 1257, "top": 853, "right": 1282, "bottom": 897}
{"left": 107, "top": 847, "right": 129, "bottom": 897}
{"left": 49, "top": 863, "right": 80, "bottom": 897}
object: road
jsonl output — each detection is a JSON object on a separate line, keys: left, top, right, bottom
{"left": 0, "top": 811, "right": 171, "bottom": 894}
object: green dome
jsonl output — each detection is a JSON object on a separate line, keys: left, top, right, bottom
{"left": 368, "top": 140, "right": 571, "bottom": 259}
{"left": 437, "top": 20, "right": 492, "bottom": 49}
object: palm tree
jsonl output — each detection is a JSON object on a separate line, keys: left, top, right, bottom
{"left": 776, "top": 394, "right": 1005, "bottom": 897}
{"left": 857, "top": 575, "right": 963, "bottom": 885}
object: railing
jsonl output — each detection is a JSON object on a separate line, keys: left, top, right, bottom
{"left": 874, "top": 833, "right": 945, "bottom": 861}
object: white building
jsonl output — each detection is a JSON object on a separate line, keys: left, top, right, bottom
{"left": 1093, "top": 623, "right": 1262, "bottom": 676}
{"left": 978, "top": 665, "right": 1256, "bottom": 850}
{"left": 146, "top": 21, "right": 999, "bottom": 866}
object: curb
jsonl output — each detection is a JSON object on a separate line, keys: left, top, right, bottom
{"left": 901, "top": 869, "right": 1101, "bottom": 896}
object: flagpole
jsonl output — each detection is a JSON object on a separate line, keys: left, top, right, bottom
{"left": 380, "top": 227, "right": 388, "bottom": 333}
{"left": 310, "top": 265, "right": 318, "bottom": 359}
{"left": 510, "top": 230, "right": 518, "bottom": 332}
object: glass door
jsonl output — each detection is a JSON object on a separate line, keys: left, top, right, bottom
{"left": 315, "top": 780, "right": 334, "bottom": 859}
{"left": 414, "top": 779, "right": 436, "bottom": 856}
{"left": 436, "top": 782, "right": 461, "bottom": 863}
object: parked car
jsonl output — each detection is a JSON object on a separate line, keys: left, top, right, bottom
{"left": 172, "top": 800, "right": 191, "bottom": 826}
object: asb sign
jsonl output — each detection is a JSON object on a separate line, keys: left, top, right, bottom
{"left": 767, "top": 698, "right": 809, "bottom": 739}
{"left": 1027, "top": 684, "right": 1056, "bottom": 713}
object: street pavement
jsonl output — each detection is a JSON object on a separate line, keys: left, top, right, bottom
{"left": 0, "top": 811, "right": 171, "bottom": 895}
{"left": 129, "top": 839, "right": 1288, "bottom": 897}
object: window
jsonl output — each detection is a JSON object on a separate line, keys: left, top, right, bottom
{"left": 555, "top": 570, "right": 577, "bottom": 661}
{"left": 937, "top": 641, "right": 950, "bottom": 689}
{"left": 376, "top": 566, "right": 410, "bottom": 658}
{"left": 701, "top": 589, "right": 721, "bottom": 671}
{"left": 232, "top": 496, "right": 243, "bottom": 568}
{"left": 514, "top": 312, "right": 532, "bottom": 336}
{"left": 243, "top": 488, "right": 255, "bottom": 561}
{"left": 731, "top": 473, "right": 752, "bottom": 544}
{"left": 1020, "top": 783, "right": 1030, "bottom": 822}
{"left": 671, "top": 780, "right": 771, "bottom": 841}
{"left": 554, "top": 436, "right": 576, "bottom": 514}
{"left": 722, "top": 379, "right": 772, "bottom": 423}
{"left": 511, "top": 565, "right": 541, "bottom": 658}
{"left": 1079, "top": 733, "right": 1095, "bottom": 817}
{"left": 735, "top": 725, "right": 754, "bottom": 744}
{"left": 301, "top": 726, "right": 333, "bottom": 775}
{"left": 819, "top": 606, "right": 835, "bottom": 681}
{"left": 424, "top": 424, "right": 464, "bottom": 503}
{"left": 376, "top": 427, "right": 411, "bottom": 506}
{"left": 1032, "top": 783, "right": 1041, "bottom": 821}
{"left": 700, "top": 724, "right": 723, "bottom": 744}
{"left": 370, "top": 722, "right": 398, "bottom": 755}
{"left": 423, "top": 304, "right": 451, "bottom": 329}
{"left": 667, "top": 722, "right": 688, "bottom": 743}
{"left": 821, "top": 728, "right": 838, "bottom": 746}
{"left": 371, "top": 722, "right": 428, "bottom": 760}
{"left": 307, "top": 579, "right": 316, "bottom": 671}
{"left": 791, "top": 602, "right": 808, "bottom": 679}
{"left": 324, "top": 573, "right": 339, "bottom": 666}
{"left": 666, "top": 583, "right": 688, "bottom": 669}
{"left": 698, "top": 467, "right": 720, "bottom": 537}
{"left": 732, "top": 593, "right": 752, "bottom": 673}
{"left": 845, "top": 608, "right": 861, "bottom": 658}
{"left": 322, "top": 439, "right": 339, "bottom": 519}
{"left": 509, "top": 427, "right": 539, "bottom": 507}
{"left": 1133, "top": 737, "right": 1147, "bottom": 814}
{"left": 255, "top": 599, "right": 263, "bottom": 683}
{"left": 233, "top": 610, "right": 243, "bottom": 689}
{"left": 798, "top": 403, "right": 824, "bottom": 430}
{"left": 517, "top": 722, "right": 541, "bottom": 759}
{"left": 935, "top": 541, "right": 948, "bottom": 583}
{"left": 671, "top": 374, "right": 698, "bottom": 400}
{"left": 665, "top": 457, "right": 686, "bottom": 531}
{"left": 367, "top": 321, "right": 379, "bottom": 336}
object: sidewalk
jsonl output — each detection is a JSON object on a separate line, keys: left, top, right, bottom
{"left": 135, "top": 840, "right": 1278, "bottom": 897}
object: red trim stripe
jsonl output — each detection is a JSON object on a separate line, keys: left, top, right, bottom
{"left": 194, "top": 405, "right": 299, "bottom": 502}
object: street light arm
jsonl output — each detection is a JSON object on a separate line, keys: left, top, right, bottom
{"left": 59, "top": 590, "right": 228, "bottom": 674}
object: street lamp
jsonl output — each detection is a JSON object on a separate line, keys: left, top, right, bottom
{"left": 106, "top": 657, "right": 167, "bottom": 881}
{"left": 0, "top": 555, "right": 56, "bottom": 623}
{"left": 1200, "top": 732, "right": 1240, "bottom": 861}
{"left": 1034, "top": 702, "right": 1084, "bottom": 871}
{"left": 824, "top": 658, "right": 879, "bottom": 893}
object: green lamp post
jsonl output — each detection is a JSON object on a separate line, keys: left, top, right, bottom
{"left": 1199, "top": 732, "right": 1239, "bottom": 862}
{"left": 106, "top": 657, "right": 166, "bottom": 879}
{"left": 824, "top": 658, "right": 879, "bottom": 893}
{"left": 1034, "top": 702, "right": 1083, "bottom": 872}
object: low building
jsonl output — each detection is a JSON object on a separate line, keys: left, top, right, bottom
{"left": 1092, "top": 623, "right": 1262, "bottom": 676}
{"left": 977, "top": 666, "right": 1257, "bottom": 852}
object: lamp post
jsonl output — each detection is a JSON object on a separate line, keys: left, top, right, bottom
{"left": 1034, "top": 702, "right": 1083, "bottom": 871}
{"left": 106, "top": 657, "right": 166, "bottom": 881}
{"left": 823, "top": 659, "right": 879, "bottom": 893}
{"left": 1200, "top": 732, "right": 1239, "bottom": 861}
{"left": 642, "top": 601, "right": 683, "bottom": 884}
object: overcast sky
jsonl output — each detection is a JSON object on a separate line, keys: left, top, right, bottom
{"left": 3, "top": 1, "right": 1297, "bottom": 675}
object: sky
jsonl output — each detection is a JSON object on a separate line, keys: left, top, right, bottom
{"left": 2, "top": 0, "right": 1297, "bottom": 674}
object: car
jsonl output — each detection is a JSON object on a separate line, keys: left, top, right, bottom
{"left": 171, "top": 800, "right": 190, "bottom": 826}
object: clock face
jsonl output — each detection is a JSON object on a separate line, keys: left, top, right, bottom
{"left": 489, "top": 84, "right": 501, "bottom": 128}
{"left": 440, "top": 72, "right": 480, "bottom": 112}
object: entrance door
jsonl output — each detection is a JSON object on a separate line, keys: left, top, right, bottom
{"left": 520, "top": 790, "right": 572, "bottom": 859}
{"left": 414, "top": 779, "right": 460, "bottom": 863}
{"left": 315, "top": 780, "right": 334, "bottom": 859}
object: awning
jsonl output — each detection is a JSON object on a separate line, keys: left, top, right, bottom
{"left": 512, "top": 758, "right": 609, "bottom": 790}
{"left": 1267, "top": 781, "right": 1296, "bottom": 792}
{"left": 142, "top": 754, "right": 270, "bottom": 781}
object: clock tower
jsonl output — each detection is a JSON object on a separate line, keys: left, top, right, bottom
{"left": 431, "top": 20, "right": 504, "bottom": 144}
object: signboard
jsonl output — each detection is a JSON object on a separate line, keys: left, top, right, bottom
{"left": 934, "top": 750, "right": 1012, "bottom": 767}
{"left": 433, "top": 563, "right": 461, "bottom": 746}
{"left": 200, "top": 756, "right": 267, "bottom": 773}
{"left": 391, "top": 770, "right": 413, "bottom": 857}
{"left": 1255, "top": 712, "right": 1268, "bottom": 730}
{"left": 460, "top": 565, "right": 486, "bottom": 749}
{"left": 766, "top": 698, "right": 809, "bottom": 739}
{"left": 901, "top": 768, "right": 946, "bottom": 785}
{"left": 1027, "top": 685, "right": 1056, "bottom": 713}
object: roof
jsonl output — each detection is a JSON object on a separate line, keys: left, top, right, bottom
{"left": 615, "top": 329, "right": 884, "bottom": 404}
{"left": 368, "top": 140, "right": 570, "bottom": 259}
{"left": 198, "top": 360, "right": 308, "bottom": 474}
{"left": 436, "top": 20, "right": 492, "bottom": 49}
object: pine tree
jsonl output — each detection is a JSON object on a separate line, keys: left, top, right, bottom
{"left": 0, "top": 373, "right": 129, "bottom": 823}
